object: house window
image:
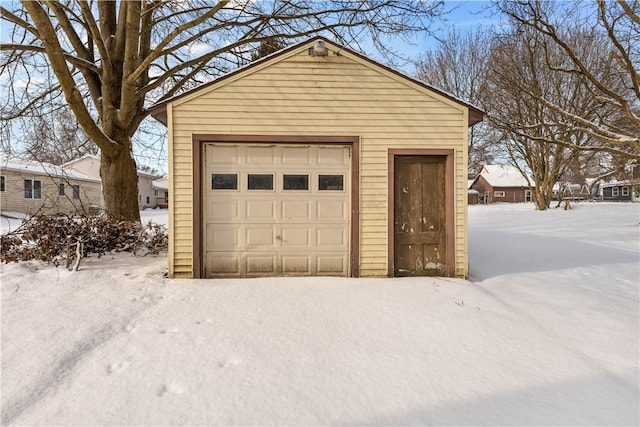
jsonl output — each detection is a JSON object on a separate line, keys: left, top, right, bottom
{"left": 283, "top": 174, "right": 309, "bottom": 191}
{"left": 247, "top": 174, "right": 273, "bottom": 190}
{"left": 212, "top": 174, "right": 238, "bottom": 190}
{"left": 24, "top": 179, "right": 41, "bottom": 199}
{"left": 0, "top": 175, "right": 5, "bottom": 192}
{"left": 612, "top": 187, "right": 619, "bottom": 197}
{"left": 72, "top": 185, "right": 80, "bottom": 199}
{"left": 494, "top": 191, "right": 505, "bottom": 198}
{"left": 622, "top": 186, "right": 629, "bottom": 196}
{"left": 146, "top": 196, "right": 150, "bottom": 204}
{"left": 154, "top": 189, "right": 159, "bottom": 196}
{"left": 319, "top": 175, "right": 344, "bottom": 191}
{"left": 525, "top": 190, "right": 532, "bottom": 202}
{"left": 59, "top": 183, "right": 65, "bottom": 196}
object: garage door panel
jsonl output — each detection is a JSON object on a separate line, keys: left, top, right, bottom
{"left": 207, "top": 225, "right": 239, "bottom": 250}
{"left": 317, "top": 256, "right": 347, "bottom": 275}
{"left": 280, "top": 227, "right": 310, "bottom": 247}
{"left": 246, "top": 199, "right": 276, "bottom": 220}
{"left": 282, "top": 256, "right": 311, "bottom": 273}
{"left": 208, "top": 200, "right": 239, "bottom": 220}
{"left": 246, "top": 226, "right": 275, "bottom": 248}
{"left": 207, "top": 145, "right": 239, "bottom": 164}
{"left": 282, "top": 200, "right": 312, "bottom": 220}
{"left": 317, "top": 147, "right": 349, "bottom": 165}
{"left": 246, "top": 255, "right": 276, "bottom": 274}
{"left": 317, "top": 200, "right": 348, "bottom": 219}
{"left": 205, "top": 144, "right": 350, "bottom": 277}
{"left": 207, "top": 255, "right": 240, "bottom": 274}
{"left": 247, "top": 146, "right": 275, "bottom": 164}
{"left": 317, "top": 227, "right": 346, "bottom": 247}
{"left": 282, "top": 146, "right": 310, "bottom": 164}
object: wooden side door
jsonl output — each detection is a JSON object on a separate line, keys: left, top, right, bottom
{"left": 393, "top": 155, "right": 447, "bottom": 276}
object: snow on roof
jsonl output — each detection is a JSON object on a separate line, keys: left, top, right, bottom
{"left": 478, "top": 165, "right": 532, "bottom": 188}
{"left": 61, "top": 154, "right": 101, "bottom": 167}
{"left": 1, "top": 156, "right": 101, "bottom": 183}
{"left": 63, "top": 154, "right": 162, "bottom": 178}
{"left": 152, "top": 178, "right": 168, "bottom": 191}
{"left": 601, "top": 179, "right": 640, "bottom": 188}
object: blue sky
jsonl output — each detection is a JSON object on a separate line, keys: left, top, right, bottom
{"left": 357, "top": 1, "right": 496, "bottom": 72}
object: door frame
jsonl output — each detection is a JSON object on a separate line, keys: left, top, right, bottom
{"left": 193, "top": 134, "right": 360, "bottom": 278}
{"left": 387, "top": 149, "right": 455, "bottom": 277}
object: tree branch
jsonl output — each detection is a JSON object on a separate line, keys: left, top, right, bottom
{"left": 21, "top": 1, "right": 117, "bottom": 156}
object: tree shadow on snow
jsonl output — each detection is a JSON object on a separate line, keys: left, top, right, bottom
{"left": 468, "top": 229, "right": 638, "bottom": 281}
{"left": 342, "top": 371, "right": 639, "bottom": 426}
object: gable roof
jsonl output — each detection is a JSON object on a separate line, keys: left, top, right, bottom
{"left": 149, "top": 36, "right": 484, "bottom": 127}
{"left": 474, "top": 165, "right": 532, "bottom": 188}
{"left": 1, "top": 156, "right": 102, "bottom": 183}
{"left": 62, "top": 154, "right": 101, "bottom": 167}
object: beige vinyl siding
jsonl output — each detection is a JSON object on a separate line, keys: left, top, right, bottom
{"left": 0, "top": 169, "right": 102, "bottom": 216}
{"left": 169, "top": 43, "right": 469, "bottom": 278}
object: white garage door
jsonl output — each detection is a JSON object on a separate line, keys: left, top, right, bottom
{"left": 203, "top": 144, "right": 351, "bottom": 277}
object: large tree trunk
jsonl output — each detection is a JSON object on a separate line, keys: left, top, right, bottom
{"left": 99, "top": 146, "right": 140, "bottom": 221}
{"left": 531, "top": 181, "right": 554, "bottom": 211}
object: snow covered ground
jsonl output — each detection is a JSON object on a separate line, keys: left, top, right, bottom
{"left": 1, "top": 203, "right": 638, "bottom": 426}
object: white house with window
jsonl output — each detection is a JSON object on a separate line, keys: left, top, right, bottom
{"left": 152, "top": 178, "right": 169, "bottom": 208}
{"left": 63, "top": 154, "right": 164, "bottom": 209}
{"left": 0, "top": 157, "right": 103, "bottom": 216}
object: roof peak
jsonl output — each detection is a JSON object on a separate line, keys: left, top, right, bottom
{"left": 149, "top": 36, "right": 484, "bottom": 127}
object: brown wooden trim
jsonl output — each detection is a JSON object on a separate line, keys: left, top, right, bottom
{"left": 350, "top": 139, "right": 360, "bottom": 277}
{"left": 192, "top": 137, "right": 203, "bottom": 278}
{"left": 387, "top": 149, "right": 456, "bottom": 277}
{"left": 192, "top": 134, "right": 360, "bottom": 278}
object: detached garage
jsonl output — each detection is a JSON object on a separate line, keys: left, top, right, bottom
{"left": 150, "top": 37, "right": 483, "bottom": 279}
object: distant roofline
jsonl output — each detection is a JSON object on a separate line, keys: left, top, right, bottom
{"left": 1, "top": 156, "right": 102, "bottom": 183}
{"left": 63, "top": 154, "right": 162, "bottom": 178}
{"left": 61, "top": 153, "right": 101, "bottom": 167}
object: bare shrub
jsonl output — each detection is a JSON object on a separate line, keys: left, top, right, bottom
{"left": 0, "top": 214, "right": 168, "bottom": 270}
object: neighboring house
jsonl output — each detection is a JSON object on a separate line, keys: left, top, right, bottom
{"left": 467, "top": 179, "right": 479, "bottom": 205}
{"left": 152, "top": 178, "right": 169, "bottom": 209}
{"left": 63, "top": 154, "right": 163, "bottom": 209}
{"left": 137, "top": 170, "right": 159, "bottom": 209}
{"left": 150, "top": 37, "right": 484, "bottom": 279}
{"left": 0, "top": 157, "right": 103, "bottom": 216}
{"left": 468, "top": 189, "right": 480, "bottom": 205}
{"left": 597, "top": 180, "right": 640, "bottom": 202}
{"left": 470, "top": 165, "right": 533, "bottom": 204}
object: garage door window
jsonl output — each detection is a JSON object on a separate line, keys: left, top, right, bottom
{"left": 212, "top": 174, "right": 238, "bottom": 190}
{"left": 283, "top": 174, "right": 309, "bottom": 191}
{"left": 248, "top": 174, "right": 273, "bottom": 190}
{"left": 319, "top": 174, "right": 344, "bottom": 191}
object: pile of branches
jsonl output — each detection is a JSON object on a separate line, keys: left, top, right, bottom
{"left": 0, "top": 214, "right": 168, "bottom": 270}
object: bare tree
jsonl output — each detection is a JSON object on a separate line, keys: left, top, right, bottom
{"left": 1, "top": 0, "right": 445, "bottom": 221}
{"left": 19, "top": 107, "right": 99, "bottom": 165}
{"left": 415, "top": 28, "right": 495, "bottom": 174}
{"left": 494, "top": 0, "right": 640, "bottom": 159}
{"left": 486, "top": 23, "right": 621, "bottom": 210}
